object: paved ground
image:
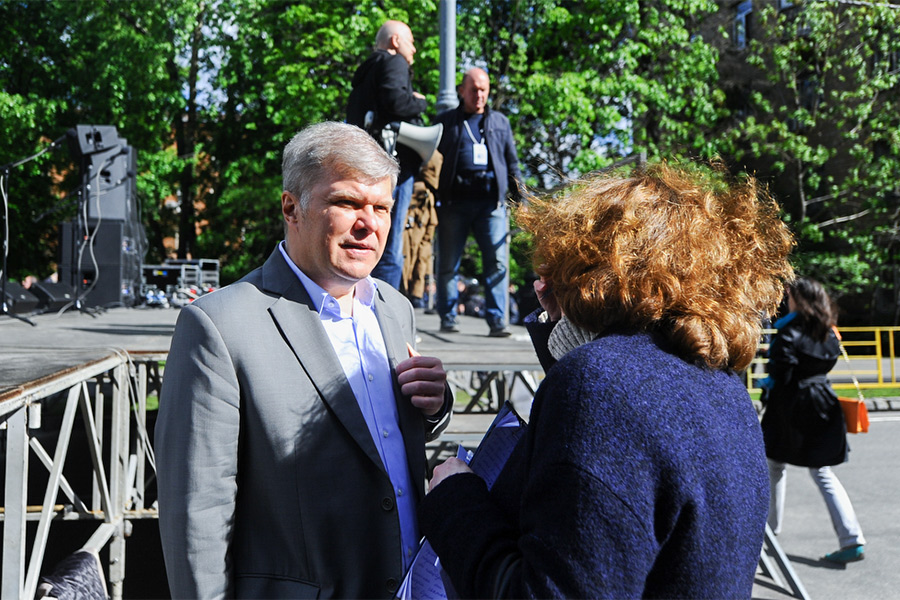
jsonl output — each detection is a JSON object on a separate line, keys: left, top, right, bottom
{"left": 752, "top": 414, "right": 900, "bottom": 599}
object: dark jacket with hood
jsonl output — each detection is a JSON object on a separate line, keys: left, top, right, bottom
{"left": 761, "top": 312, "right": 849, "bottom": 467}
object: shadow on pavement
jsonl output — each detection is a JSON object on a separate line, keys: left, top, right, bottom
{"left": 786, "top": 553, "right": 846, "bottom": 570}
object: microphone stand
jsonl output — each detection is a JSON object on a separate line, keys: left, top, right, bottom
{"left": 0, "top": 136, "right": 67, "bottom": 325}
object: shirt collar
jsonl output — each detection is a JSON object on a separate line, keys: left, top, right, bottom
{"left": 278, "top": 241, "right": 378, "bottom": 317}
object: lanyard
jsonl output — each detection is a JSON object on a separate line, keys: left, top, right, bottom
{"left": 463, "top": 119, "right": 484, "bottom": 144}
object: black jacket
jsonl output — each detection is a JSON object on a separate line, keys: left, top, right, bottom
{"left": 346, "top": 49, "right": 426, "bottom": 132}
{"left": 434, "top": 105, "right": 522, "bottom": 206}
{"left": 761, "top": 313, "right": 849, "bottom": 467}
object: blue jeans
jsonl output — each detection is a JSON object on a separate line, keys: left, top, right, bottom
{"left": 436, "top": 200, "right": 508, "bottom": 331}
{"left": 371, "top": 167, "right": 414, "bottom": 290}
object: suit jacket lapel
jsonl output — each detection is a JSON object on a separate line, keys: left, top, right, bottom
{"left": 261, "top": 249, "right": 386, "bottom": 475}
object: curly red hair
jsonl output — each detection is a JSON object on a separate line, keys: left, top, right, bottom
{"left": 517, "top": 162, "right": 795, "bottom": 371}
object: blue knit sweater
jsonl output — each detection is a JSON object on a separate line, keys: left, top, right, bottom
{"left": 420, "top": 331, "right": 768, "bottom": 599}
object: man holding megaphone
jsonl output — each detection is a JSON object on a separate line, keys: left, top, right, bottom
{"left": 347, "top": 20, "right": 428, "bottom": 290}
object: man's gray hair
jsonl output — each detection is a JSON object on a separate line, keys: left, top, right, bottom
{"left": 282, "top": 121, "right": 399, "bottom": 210}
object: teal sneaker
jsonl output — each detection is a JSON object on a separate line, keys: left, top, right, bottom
{"left": 823, "top": 545, "right": 865, "bottom": 563}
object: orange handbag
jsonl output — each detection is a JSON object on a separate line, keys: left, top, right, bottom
{"left": 834, "top": 328, "right": 869, "bottom": 434}
{"left": 838, "top": 396, "right": 869, "bottom": 434}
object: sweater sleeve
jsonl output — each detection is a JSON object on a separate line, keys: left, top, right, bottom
{"left": 420, "top": 361, "right": 660, "bottom": 599}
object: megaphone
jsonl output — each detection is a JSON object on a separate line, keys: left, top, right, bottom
{"left": 382, "top": 122, "right": 444, "bottom": 163}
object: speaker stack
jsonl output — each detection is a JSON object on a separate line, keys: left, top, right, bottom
{"left": 59, "top": 125, "right": 145, "bottom": 308}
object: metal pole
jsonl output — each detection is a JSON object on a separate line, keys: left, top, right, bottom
{"left": 2, "top": 407, "right": 29, "bottom": 599}
{"left": 436, "top": 0, "right": 459, "bottom": 114}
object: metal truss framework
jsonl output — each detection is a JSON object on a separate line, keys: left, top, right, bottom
{"left": 1, "top": 351, "right": 163, "bottom": 600}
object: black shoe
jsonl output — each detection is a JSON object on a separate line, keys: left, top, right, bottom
{"left": 488, "top": 328, "right": 512, "bottom": 338}
{"left": 440, "top": 323, "right": 459, "bottom": 333}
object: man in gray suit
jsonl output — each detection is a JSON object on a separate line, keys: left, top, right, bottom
{"left": 156, "top": 121, "right": 452, "bottom": 599}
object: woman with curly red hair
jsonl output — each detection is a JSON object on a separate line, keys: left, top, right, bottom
{"left": 420, "top": 162, "right": 795, "bottom": 598}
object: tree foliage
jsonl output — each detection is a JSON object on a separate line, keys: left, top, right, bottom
{"left": 456, "top": 0, "right": 724, "bottom": 188}
{"left": 721, "top": 1, "right": 900, "bottom": 317}
{"left": 2, "top": 0, "right": 899, "bottom": 322}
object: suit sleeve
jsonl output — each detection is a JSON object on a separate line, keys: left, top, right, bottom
{"left": 155, "top": 304, "right": 241, "bottom": 599}
{"left": 376, "top": 55, "right": 426, "bottom": 122}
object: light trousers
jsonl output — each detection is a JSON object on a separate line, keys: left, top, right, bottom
{"left": 768, "top": 459, "right": 866, "bottom": 548}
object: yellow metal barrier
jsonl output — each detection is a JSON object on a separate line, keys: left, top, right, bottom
{"left": 747, "top": 326, "right": 900, "bottom": 393}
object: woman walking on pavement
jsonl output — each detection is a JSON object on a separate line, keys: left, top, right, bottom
{"left": 760, "top": 277, "right": 866, "bottom": 563}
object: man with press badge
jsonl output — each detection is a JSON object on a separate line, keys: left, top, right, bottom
{"left": 434, "top": 67, "right": 522, "bottom": 337}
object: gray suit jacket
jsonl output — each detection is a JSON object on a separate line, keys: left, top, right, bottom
{"left": 156, "top": 248, "right": 450, "bottom": 599}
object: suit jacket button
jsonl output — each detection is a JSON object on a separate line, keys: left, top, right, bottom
{"left": 386, "top": 578, "right": 399, "bottom": 593}
{"left": 381, "top": 496, "right": 394, "bottom": 511}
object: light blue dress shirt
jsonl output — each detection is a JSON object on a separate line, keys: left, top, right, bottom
{"left": 278, "top": 243, "right": 419, "bottom": 569}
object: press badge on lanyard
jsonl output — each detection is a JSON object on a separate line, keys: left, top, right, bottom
{"left": 465, "top": 120, "right": 489, "bottom": 166}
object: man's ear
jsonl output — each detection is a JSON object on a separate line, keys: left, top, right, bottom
{"left": 282, "top": 191, "right": 301, "bottom": 224}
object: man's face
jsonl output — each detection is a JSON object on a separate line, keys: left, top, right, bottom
{"left": 461, "top": 72, "right": 490, "bottom": 114}
{"left": 394, "top": 25, "right": 417, "bottom": 66}
{"left": 283, "top": 173, "right": 394, "bottom": 300}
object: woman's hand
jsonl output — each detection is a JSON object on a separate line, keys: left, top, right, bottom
{"left": 534, "top": 277, "right": 562, "bottom": 322}
{"left": 429, "top": 457, "right": 474, "bottom": 491}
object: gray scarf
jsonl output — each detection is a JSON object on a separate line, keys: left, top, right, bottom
{"left": 548, "top": 315, "right": 600, "bottom": 361}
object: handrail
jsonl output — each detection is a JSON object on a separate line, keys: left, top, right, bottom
{"left": 748, "top": 326, "right": 900, "bottom": 393}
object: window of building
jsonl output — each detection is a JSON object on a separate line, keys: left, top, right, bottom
{"left": 734, "top": 1, "right": 753, "bottom": 50}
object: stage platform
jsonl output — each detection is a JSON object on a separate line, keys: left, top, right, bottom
{"left": 0, "top": 304, "right": 541, "bottom": 401}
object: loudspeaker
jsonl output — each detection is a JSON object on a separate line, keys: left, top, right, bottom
{"left": 59, "top": 220, "right": 142, "bottom": 308}
{"left": 2, "top": 281, "right": 39, "bottom": 314}
{"left": 395, "top": 122, "right": 443, "bottom": 162}
{"left": 30, "top": 281, "right": 76, "bottom": 311}
{"left": 67, "top": 124, "right": 121, "bottom": 157}
{"left": 82, "top": 144, "right": 137, "bottom": 221}
{"left": 67, "top": 124, "right": 137, "bottom": 222}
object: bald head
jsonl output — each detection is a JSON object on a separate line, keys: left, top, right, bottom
{"left": 376, "top": 20, "right": 417, "bottom": 65}
{"left": 460, "top": 68, "right": 490, "bottom": 114}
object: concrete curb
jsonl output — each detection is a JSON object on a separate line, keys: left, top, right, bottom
{"left": 864, "top": 397, "right": 900, "bottom": 411}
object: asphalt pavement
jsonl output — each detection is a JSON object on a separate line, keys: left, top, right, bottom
{"left": 753, "top": 413, "right": 900, "bottom": 599}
